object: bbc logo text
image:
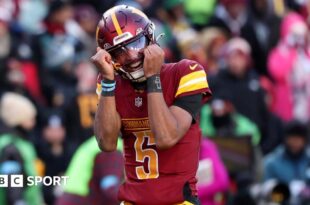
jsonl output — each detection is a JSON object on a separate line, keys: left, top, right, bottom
{"left": 0, "top": 175, "right": 69, "bottom": 187}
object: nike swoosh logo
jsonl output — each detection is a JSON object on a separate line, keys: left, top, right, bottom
{"left": 189, "top": 64, "right": 198, "bottom": 70}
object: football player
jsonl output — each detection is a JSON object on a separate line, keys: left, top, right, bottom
{"left": 91, "top": 5, "right": 212, "bottom": 205}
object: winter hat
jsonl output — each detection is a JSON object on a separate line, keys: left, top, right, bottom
{"left": 0, "top": 92, "right": 37, "bottom": 127}
{"left": 284, "top": 120, "right": 308, "bottom": 139}
{"left": 225, "top": 37, "right": 251, "bottom": 55}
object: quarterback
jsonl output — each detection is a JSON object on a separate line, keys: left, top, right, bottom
{"left": 91, "top": 5, "right": 211, "bottom": 205}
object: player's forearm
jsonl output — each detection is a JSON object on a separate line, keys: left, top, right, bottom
{"left": 94, "top": 97, "right": 121, "bottom": 152}
{"left": 147, "top": 93, "right": 179, "bottom": 149}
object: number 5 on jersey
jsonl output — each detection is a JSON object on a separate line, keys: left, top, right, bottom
{"left": 133, "top": 131, "right": 159, "bottom": 179}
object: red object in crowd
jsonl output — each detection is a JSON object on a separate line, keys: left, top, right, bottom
{"left": 22, "top": 62, "right": 45, "bottom": 104}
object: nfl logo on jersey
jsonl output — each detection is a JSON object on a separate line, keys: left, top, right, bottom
{"left": 135, "top": 97, "right": 142, "bottom": 107}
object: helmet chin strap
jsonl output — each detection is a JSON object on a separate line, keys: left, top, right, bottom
{"left": 112, "top": 59, "right": 146, "bottom": 82}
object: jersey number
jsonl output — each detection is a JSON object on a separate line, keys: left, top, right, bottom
{"left": 133, "top": 131, "right": 159, "bottom": 179}
{"left": 77, "top": 95, "right": 97, "bottom": 128}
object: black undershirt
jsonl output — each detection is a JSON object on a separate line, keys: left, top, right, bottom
{"left": 173, "top": 94, "right": 202, "bottom": 123}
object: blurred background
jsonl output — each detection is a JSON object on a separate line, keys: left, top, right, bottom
{"left": 0, "top": 0, "right": 310, "bottom": 205}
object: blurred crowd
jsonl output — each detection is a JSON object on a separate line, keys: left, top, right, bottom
{"left": 0, "top": 0, "right": 310, "bottom": 204}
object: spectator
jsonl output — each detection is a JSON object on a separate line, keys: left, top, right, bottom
{"left": 65, "top": 61, "right": 98, "bottom": 145}
{"left": 34, "top": 0, "right": 76, "bottom": 70}
{"left": 32, "top": 0, "right": 77, "bottom": 108}
{"left": 199, "top": 27, "right": 228, "bottom": 76}
{"left": 197, "top": 138, "right": 229, "bottom": 205}
{"left": 160, "top": 0, "right": 198, "bottom": 53}
{"left": 200, "top": 92, "right": 263, "bottom": 184}
{"left": 208, "top": 0, "right": 274, "bottom": 75}
{"left": 178, "top": 34, "right": 208, "bottom": 69}
{"left": 208, "top": 0, "right": 248, "bottom": 36}
{"left": 209, "top": 37, "right": 268, "bottom": 139}
{"left": 200, "top": 93, "right": 261, "bottom": 146}
{"left": 3, "top": 56, "right": 44, "bottom": 105}
{"left": 71, "top": 4, "right": 99, "bottom": 59}
{"left": 268, "top": 12, "right": 310, "bottom": 122}
{"left": 36, "top": 111, "right": 74, "bottom": 205}
{"left": 259, "top": 76, "right": 285, "bottom": 155}
{"left": 56, "top": 137, "right": 124, "bottom": 205}
{"left": 264, "top": 120, "right": 310, "bottom": 184}
{"left": 247, "top": 0, "right": 281, "bottom": 76}
{"left": 0, "top": 18, "right": 42, "bottom": 102}
{"left": 0, "top": 92, "right": 43, "bottom": 205}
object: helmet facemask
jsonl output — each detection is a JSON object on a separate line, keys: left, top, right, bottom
{"left": 107, "top": 23, "right": 155, "bottom": 83}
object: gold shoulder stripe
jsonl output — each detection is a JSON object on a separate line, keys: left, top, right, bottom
{"left": 175, "top": 70, "right": 208, "bottom": 97}
{"left": 175, "top": 81, "right": 209, "bottom": 97}
{"left": 111, "top": 10, "right": 123, "bottom": 35}
{"left": 179, "top": 70, "right": 206, "bottom": 88}
{"left": 178, "top": 77, "right": 207, "bottom": 90}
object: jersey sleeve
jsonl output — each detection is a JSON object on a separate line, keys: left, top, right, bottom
{"left": 174, "top": 59, "right": 212, "bottom": 102}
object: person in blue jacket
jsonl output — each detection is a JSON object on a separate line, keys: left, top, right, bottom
{"left": 264, "top": 120, "right": 310, "bottom": 184}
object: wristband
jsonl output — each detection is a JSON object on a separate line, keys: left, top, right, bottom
{"left": 101, "top": 79, "right": 116, "bottom": 96}
{"left": 101, "top": 81, "right": 116, "bottom": 88}
{"left": 147, "top": 74, "right": 162, "bottom": 93}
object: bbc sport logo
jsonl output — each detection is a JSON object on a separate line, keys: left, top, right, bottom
{"left": 0, "top": 175, "right": 69, "bottom": 187}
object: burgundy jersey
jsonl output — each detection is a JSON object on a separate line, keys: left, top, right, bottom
{"left": 97, "top": 59, "right": 211, "bottom": 205}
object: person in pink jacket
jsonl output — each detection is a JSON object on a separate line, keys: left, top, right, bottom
{"left": 268, "top": 12, "right": 310, "bottom": 122}
{"left": 197, "top": 138, "right": 229, "bottom": 205}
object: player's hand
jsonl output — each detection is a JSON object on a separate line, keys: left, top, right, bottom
{"left": 143, "top": 44, "right": 164, "bottom": 77}
{"left": 91, "top": 47, "right": 115, "bottom": 80}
